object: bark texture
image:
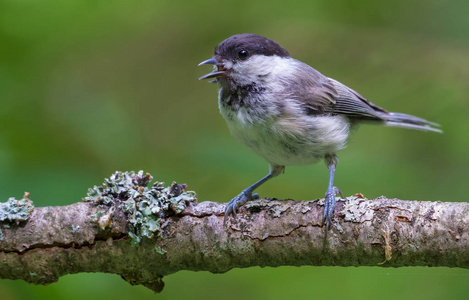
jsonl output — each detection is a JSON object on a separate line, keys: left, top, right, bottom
{"left": 1, "top": 196, "right": 469, "bottom": 292}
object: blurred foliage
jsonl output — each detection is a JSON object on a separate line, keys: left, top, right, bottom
{"left": 0, "top": 0, "right": 468, "bottom": 299}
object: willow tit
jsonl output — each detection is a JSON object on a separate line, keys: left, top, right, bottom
{"left": 199, "top": 33, "right": 441, "bottom": 229}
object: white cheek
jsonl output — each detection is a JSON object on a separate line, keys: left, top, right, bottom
{"left": 223, "top": 61, "right": 233, "bottom": 69}
{"left": 230, "top": 56, "right": 293, "bottom": 85}
{"left": 270, "top": 57, "right": 295, "bottom": 76}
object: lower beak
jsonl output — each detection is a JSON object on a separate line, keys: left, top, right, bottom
{"left": 198, "top": 57, "right": 226, "bottom": 80}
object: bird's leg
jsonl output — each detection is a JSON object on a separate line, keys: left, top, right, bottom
{"left": 224, "top": 164, "right": 284, "bottom": 223}
{"left": 323, "top": 154, "right": 344, "bottom": 229}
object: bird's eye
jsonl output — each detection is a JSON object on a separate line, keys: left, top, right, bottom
{"left": 238, "top": 50, "right": 249, "bottom": 60}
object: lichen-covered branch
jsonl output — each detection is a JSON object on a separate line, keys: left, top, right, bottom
{"left": 0, "top": 172, "right": 468, "bottom": 293}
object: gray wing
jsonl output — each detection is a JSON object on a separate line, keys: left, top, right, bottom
{"left": 327, "top": 78, "right": 388, "bottom": 121}
{"left": 288, "top": 61, "right": 441, "bottom": 131}
{"left": 286, "top": 61, "right": 338, "bottom": 115}
{"left": 288, "top": 59, "right": 387, "bottom": 121}
{"left": 327, "top": 78, "right": 440, "bottom": 132}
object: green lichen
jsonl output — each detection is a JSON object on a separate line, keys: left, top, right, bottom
{"left": 0, "top": 193, "right": 34, "bottom": 240}
{"left": 0, "top": 196, "right": 34, "bottom": 222}
{"left": 155, "top": 246, "right": 167, "bottom": 255}
{"left": 89, "top": 209, "right": 108, "bottom": 222}
{"left": 83, "top": 170, "right": 197, "bottom": 246}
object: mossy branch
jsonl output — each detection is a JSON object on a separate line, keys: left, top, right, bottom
{"left": 1, "top": 176, "right": 468, "bottom": 293}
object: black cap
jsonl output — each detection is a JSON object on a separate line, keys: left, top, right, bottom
{"left": 214, "top": 33, "right": 290, "bottom": 61}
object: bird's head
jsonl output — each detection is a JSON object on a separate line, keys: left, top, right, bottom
{"left": 198, "top": 33, "right": 290, "bottom": 85}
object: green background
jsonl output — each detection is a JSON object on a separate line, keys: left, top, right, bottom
{"left": 1, "top": 0, "right": 468, "bottom": 299}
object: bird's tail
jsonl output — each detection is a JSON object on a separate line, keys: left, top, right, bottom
{"left": 381, "top": 112, "right": 442, "bottom": 133}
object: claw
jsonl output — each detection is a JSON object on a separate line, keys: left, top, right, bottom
{"left": 323, "top": 186, "right": 343, "bottom": 229}
{"left": 223, "top": 190, "right": 254, "bottom": 224}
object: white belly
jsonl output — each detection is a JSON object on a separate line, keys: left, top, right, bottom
{"left": 223, "top": 108, "right": 350, "bottom": 166}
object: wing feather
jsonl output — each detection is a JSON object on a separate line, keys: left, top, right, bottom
{"left": 287, "top": 60, "right": 386, "bottom": 121}
{"left": 284, "top": 60, "right": 440, "bottom": 132}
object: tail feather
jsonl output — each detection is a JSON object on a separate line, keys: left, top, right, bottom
{"left": 382, "top": 112, "right": 442, "bottom": 133}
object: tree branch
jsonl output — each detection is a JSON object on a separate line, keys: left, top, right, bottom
{"left": 1, "top": 194, "right": 469, "bottom": 293}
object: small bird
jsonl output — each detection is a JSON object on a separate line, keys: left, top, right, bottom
{"left": 198, "top": 33, "right": 441, "bottom": 229}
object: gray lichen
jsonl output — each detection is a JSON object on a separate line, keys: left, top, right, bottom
{"left": 0, "top": 192, "right": 34, "bottom": 240}
{"left": 83, "top": 171, "right": 197, "bottom": 246}
{"left": 341, "top": 197, "right": 374, "bottom": 223}
{"left": 71, "top": 225, "right": 80, "bottom": 234}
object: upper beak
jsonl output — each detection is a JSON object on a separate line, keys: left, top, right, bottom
{"left": 198, "top": 57, "right": 226, "bottom": 80}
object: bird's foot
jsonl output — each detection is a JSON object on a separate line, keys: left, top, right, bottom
{"left": 224, "top": 191, "right": 259, "bottom": 223}
{"left": 323, "top": 186, "right": 344, "bottom": 229}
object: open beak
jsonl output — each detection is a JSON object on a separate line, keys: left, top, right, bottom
{"left": 198, "top": 57, "right": 227, "bottom": 80}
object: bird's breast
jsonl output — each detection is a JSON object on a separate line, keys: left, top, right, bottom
{"left": 217, "top": 87, "right": 350, "bottom": 166}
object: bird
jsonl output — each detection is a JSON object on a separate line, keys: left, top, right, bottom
{"left": 198, "top": 33, "right": 441, "bottom": 229}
